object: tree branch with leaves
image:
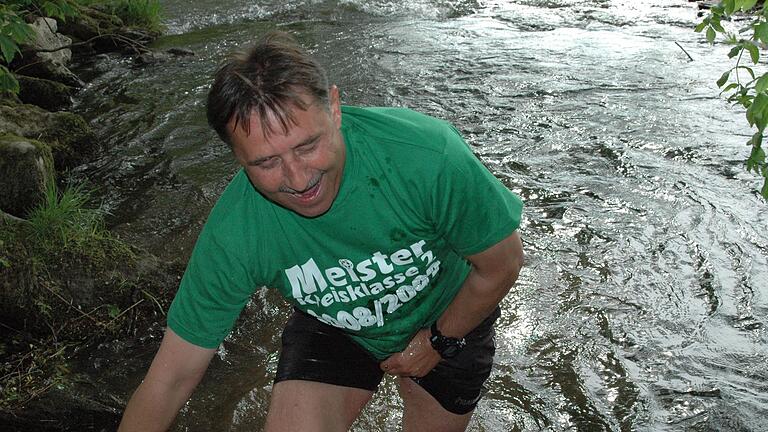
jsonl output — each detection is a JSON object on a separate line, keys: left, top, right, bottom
{"left": 697, "top": 0, "right": 768, "bottom": 199}
{"left": 0, "top": 0, "right": 79, "bottom": 93}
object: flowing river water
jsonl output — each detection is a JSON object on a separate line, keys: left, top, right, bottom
{"left": 68, "top": 0, "right": 768, "bottom": 430}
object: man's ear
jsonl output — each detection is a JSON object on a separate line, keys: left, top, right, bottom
{"left": 329, "top": 85, "right": 342, "bottom": 128}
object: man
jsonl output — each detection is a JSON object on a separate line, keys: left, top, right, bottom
{"left": 119, "top": 31, "right": 523, "bottom": 432}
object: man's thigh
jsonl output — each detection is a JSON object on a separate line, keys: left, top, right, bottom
{"left": 265, "top": 380, "right": 374, "bottom": 432}
{"left": 269, "top": 310, "right": 384, "bottom": 431}
{"left": 398, "top": 377, "right": 473, "bottom": 432}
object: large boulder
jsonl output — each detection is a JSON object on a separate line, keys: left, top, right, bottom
{"left": 13, "top": 17, "right": 83, "bottom": 88}
{"left": 27, "top": 17, "right": 72, "bottom": 66}
{"left": 17, "top": 75, "right": 74, "bottom": 111}
{"left": 0, "top": 103, "right": 97, "bottom": 169}
{"left": 0, "top": 133, "right": 51, "bottom": 218}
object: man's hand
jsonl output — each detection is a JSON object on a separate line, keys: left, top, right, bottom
{"left": 379, "top": 329, "right": 441, "bottom": 377}
{"left": 118, "top": 328, "right": 215, "bottom": 432}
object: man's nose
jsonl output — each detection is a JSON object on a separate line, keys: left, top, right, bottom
{"left": 282, "top": 158, "right": 311, "bottom": 192}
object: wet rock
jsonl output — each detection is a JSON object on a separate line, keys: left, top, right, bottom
{"left": 0, "top": 103, "right": 97, "bottom": 169}
{"left": 17, "top": 75, "right": 74, "bottom": 111}
{"left": 134, "top": 51, "right": 171, "bottom": 66}
{"left": 58, "top": 5, "right": 124, "bottom": 44}
{"left": 134, "top": 48, "right": 196, "bottom": 66}
{"left": 167, "top": 47, "right": 196, "bottom": 56}
{"left": 25, "top": 17, "right": 72, "bottom": 66}
{"left": 13, "top": 17, "right": 83, "bottom": 88}
{"left": 0, "top": 133, "right": 51, "bottom": 218}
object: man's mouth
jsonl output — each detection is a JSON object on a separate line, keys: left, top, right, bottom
{"left": 289, "top": 175, "right": 323, "bottom": 202}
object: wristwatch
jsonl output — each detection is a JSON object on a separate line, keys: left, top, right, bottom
{"left": 429, "top": 322, "right": 466, "bottom": 359}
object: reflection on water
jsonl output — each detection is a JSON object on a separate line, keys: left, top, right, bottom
{"left": 71, "top": 0, "right": 768, "bottom": 430}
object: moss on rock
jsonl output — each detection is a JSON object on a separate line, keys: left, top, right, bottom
{"left": 0, "top": 133, "right": 52, "bottom": 218}
{"left": 17, "top": 75, "right": 74, "bottom": 112}
{"left": 0, "top": 104, "right": 97, "bottom": 169}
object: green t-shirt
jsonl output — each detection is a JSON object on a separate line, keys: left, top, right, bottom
{"left": 167, "top": 106, "right": 523, "bottom": 360}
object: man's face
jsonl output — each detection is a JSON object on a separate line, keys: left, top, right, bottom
{"left": 227, "top": 86, "right": 345, "bottom": 218}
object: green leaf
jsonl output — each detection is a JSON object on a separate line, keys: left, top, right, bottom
{"left": 739, "top": 66, "right": 756, "bottom": 79}
{"left": 746, "top": 145, "right": 765, "bottom": 173}
{"left": 7, "top": 21, "right": 34, "bottom": 44}
{"left": 756, "top": 74, "right": 768, "bottom": 93}
{"left": 0, "top": 34, "right": 20, "bottom": 64}
{"left": 756, "top": 147, "right": 766, "bottom": 164}
{"left": 59, "top": 2, "right": 77, "bottom": 19}
{"left": 722, "top": 82, "right": 740, "bottom": 94}
{"left": 42, "top": 1, "right": 64, "bottom": 20}
{"left": 107, "top": 304, "right": 120, "bottom": 319}
{"left": 739, "top": 94, "right": 753, "bottom": 107}
{"left": 695, "top": 20, "right": 708, "bottom": 33}
{"left": 717, "top": 70, "right": 732, "bottom": 88}
{"left": 747, "top": 158, "right": 758, "bottom": 173}
{"left": 711, "top": 17, "right": 726, "bottom": 33}
{"left": 0, "top": 66, "right": 20, "bottom": 94}
{"left": 707, "top": 26, "right": 717, "bottom": 43}
{"left": 724, "top": 0, "right": 737, "bottom": 15}
{"left": 760, "top": 177, "right": 768, "bottom": 200}
{"left": 748, "top": 93, "right": 768, "bottom": 131}
{"left": 745, "top": 42, "right": 760, "bottom": 63}
{"left": 713, "top": 4, "right": 726, "bottom": 15}
{"left": 728, "top": 45, "right": 742, "bottom": 58}
{"left": 740, "top": 0, "right": 758, "bottom": 11}
{"left": 755, "top": 22, "right": 768, "bottom": 44}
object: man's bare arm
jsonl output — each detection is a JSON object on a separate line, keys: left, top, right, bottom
{"left": 434, "top": 230, "right": 524, "bottom": 337}
{"left": 118, "top": 328, "right": 216, "bottom": 432}
{"left": 381, "top": 231, "right": 524, "bottom": 376}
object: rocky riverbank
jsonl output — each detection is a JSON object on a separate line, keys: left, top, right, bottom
{"left": 0, "top": 4, "right": 184, "bottom": 430}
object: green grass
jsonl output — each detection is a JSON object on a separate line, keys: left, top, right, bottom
{"left": 4, "top": 177, "right": 134, "bottom": 285}
{"left": 26, "top": 181, "right": 106, "bottom": 256}
{"left": 105, "top": 0, "right": 163, "bottom": 33}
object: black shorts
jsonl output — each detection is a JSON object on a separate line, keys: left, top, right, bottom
{"left": 274, "top": 307, "right": 500, "bottom": 415}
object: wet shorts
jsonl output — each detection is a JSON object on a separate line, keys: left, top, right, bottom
{"left": 274, "top": 307, "right": 501, "bottom": 415}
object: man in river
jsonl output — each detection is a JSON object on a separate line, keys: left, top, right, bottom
{"left": 118, "top": 30, "right": 523, "bottom": 432}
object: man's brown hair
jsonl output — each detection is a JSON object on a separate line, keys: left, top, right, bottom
{"left": 206, "top": 31, "right": 330, "bottom": 146}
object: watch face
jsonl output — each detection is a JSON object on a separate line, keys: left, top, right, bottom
{"left": 430, "top": 326, "right": 466, "bottom": 359}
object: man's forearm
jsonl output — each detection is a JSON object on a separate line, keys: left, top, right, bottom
{"left": 436, "top": 232, "right": 524, "bottom": 338}
{"left": 118, "top": 376, "right": 197, "bottom": 432}
{"left": 118, "top": 328, "right": 215, "bottom": 432}
{"left": 378, "top": 231, "right": 523, "bottom": 377}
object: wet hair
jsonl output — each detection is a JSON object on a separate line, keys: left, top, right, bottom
{"left": 206, "top": 30, "right": 330, "bottom": 146}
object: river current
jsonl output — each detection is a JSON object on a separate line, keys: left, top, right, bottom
{"left": 70, "top": 0, "right": 767, "bottom": 430}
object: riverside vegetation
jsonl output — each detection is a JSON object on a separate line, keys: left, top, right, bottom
{"left": 0, "top": 1, "right": 179, "bottom": 430}
{"left": 697, "top": 0, "right": 768, "bottom": 199}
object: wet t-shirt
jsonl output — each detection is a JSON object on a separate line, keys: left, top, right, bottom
{"left": 167, "top": 106, "right": 523, "bottom": 359}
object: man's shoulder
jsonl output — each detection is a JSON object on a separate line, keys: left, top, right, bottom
{"left": 201, "top": 170, "right": 263, "bottom": 242}
{"left": 341, "top": 106, "right": 459, "bottom": 154}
